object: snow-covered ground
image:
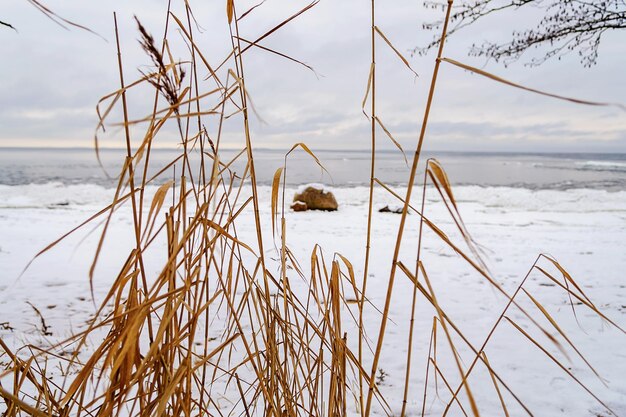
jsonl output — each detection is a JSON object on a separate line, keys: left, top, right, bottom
{"left": 1, "top": 182, "right": 625, "bottom": 416}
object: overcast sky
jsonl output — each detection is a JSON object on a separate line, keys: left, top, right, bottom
{"left": 1, "top": 0, "right": 625, "bottom": 153}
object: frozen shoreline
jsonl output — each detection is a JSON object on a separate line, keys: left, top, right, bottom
{"left": 1, "top": 182, "right": 625, "bottom": 416}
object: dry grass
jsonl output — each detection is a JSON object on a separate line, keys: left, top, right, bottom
{"left": 1, "top": 1, "right": 624, "bottom": 417}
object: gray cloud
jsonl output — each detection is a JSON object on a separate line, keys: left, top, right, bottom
{"left": 0, "top": 0, "right": 624, "bottom": 152}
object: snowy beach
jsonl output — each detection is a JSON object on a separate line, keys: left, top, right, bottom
{"left": 2, "top": 0, "right": 626, "bottom": 413}
{"left": 1, "top": 171, "right": 625, "bottom": 416}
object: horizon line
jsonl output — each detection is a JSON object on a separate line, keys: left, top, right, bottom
{"left": 1, "top": 145, "right": 625, "bottom": 155}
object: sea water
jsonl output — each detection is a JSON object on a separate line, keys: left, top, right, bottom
{"left": 1, "top": 147, "right": 626, "bottom": 190}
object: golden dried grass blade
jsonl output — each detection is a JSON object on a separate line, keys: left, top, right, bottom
{"left": 335, "top": 253, "right": 364, "bottom": 308}
{"left": 522, "top": 289, "right": 572, "bottom": 359}
{"left": 441, "top": 57, "right": 626, "bottom": 110}
{"left": 271, "top": 167, "right": 284, "bottom": 241}
{"left": 543, "top": 256, "right": 595, "bottom": 307}
{"left": 426, "top": 159, "right": 488, "bottom": 272}
{"left": 374, "top": 116, "right": 408, "bottom": 165}
{"left": 227, "top": 69, "right": 266, "bottom": 123}
{"left": 286, "top": 142, "right": 329, "bottom": 178}
{"left": 534, "top": 264, "right": 626, "bottom": 334}
{"left": 427, "top": 159, "right": 456, "bottom": 207}
{"left": 238, "top": 0, "right": 266, "bottom": 21}
{"left": 362, "top": 63, "right": 374, "bottom": 118}
{"left": 227, "top": 0, "right": 235, "bottom": 23}
{"left": 27, "top": 0, "right": 103, "bottom": 38}
{"left": 522, "top": 288, "right": 607, "bottom": 384}
{"left": 481, "top": 352, "right": 510, "bottom": 417}
{"left": 202, "top": 219, "right": 256, "bottom": 255}
{"left": 374, "top": 26, "right": 418, "bottom": 77}
{"left": 146, "top": 180, "right": 173, "bottom": 229}
{"left": 235, "top": 36, "right": 317, "bottom": 75}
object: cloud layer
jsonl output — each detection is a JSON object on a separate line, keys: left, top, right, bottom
{"left": 1, "top": 0, "right": 624, "bottom": 152}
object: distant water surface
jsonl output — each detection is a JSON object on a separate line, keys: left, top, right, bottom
{"left": 1, "top": 147, "right": 625, "bottom": 191}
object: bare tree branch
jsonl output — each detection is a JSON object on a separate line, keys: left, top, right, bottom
{"left": 3, "top": 0, "right": 101, "bottom": 39}
{"left": 416, "top": 0, "right": 626, "bottom": 66}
